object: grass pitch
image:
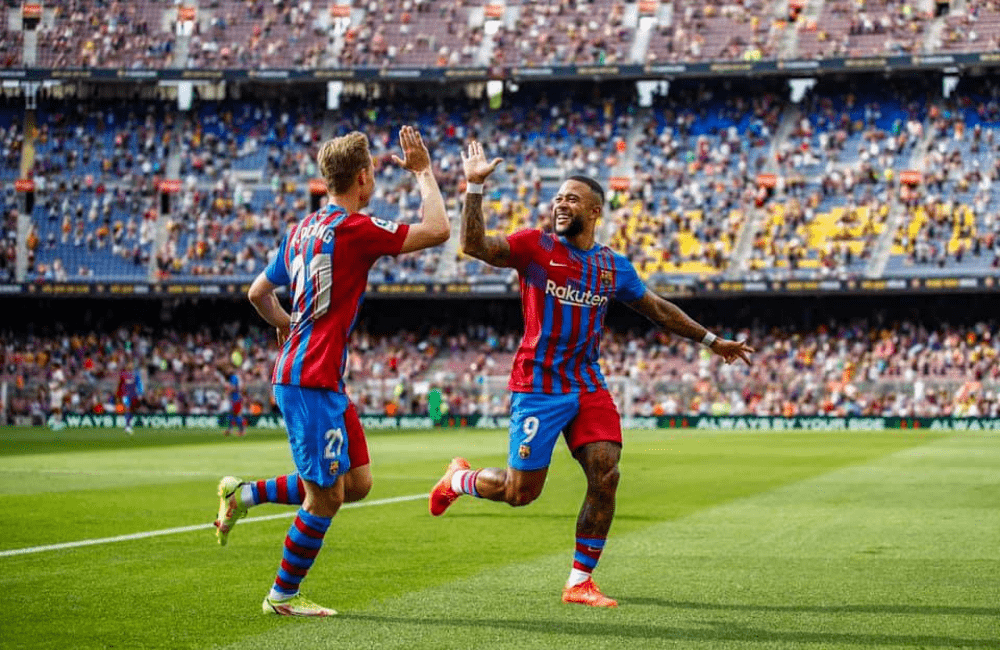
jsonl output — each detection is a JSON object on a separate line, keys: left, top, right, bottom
{"left": 0, "top": 426, "right": 997, "bottom": 649}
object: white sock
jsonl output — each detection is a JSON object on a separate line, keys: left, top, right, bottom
{"left": 567, "top": 569, "right": 591, "bottom": 587}
{"left": 451, "top": 470, "right": 473, "bottom": 494}
{"left": 268, "top": 588, "right": 294, "bottom": 602}
{"left": 239, "top": 483, "right": 254, "bottom": 507}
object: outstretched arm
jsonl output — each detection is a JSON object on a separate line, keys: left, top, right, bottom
{"left": 394, "top": 125, "right": 450, "bottom": 254}
{"left": 460, "top": 141, "right": 511, "bottom": 267}
{"left": 627, "top": 289, "right": 754, "bottom": 365}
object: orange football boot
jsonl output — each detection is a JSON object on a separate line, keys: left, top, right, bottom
{"left": 429, "top": 457, "right": 471, "bottom": 516}
{"left": 562, "top": 578, "right": 618, "bottom": 608}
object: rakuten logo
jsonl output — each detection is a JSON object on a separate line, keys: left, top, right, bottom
{"left": 545, "top": 280, "right": 608, "bottom": 307}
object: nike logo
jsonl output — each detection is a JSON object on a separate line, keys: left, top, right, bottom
{"left": 549, "top": 260, "right": 570, "bottom": 267}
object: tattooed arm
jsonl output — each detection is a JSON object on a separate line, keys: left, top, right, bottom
{"left": 460, "top": 141, "right": 510, "bottom": 267}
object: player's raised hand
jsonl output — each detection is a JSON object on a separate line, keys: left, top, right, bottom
{"left": 391, "top": 125, "right": 432, "bottom": 174}
{"left": 461, "top": 140, "right": 503, "bottom": 184}
{"left": 710, "top": 338, "right": 755, "bottom": 366}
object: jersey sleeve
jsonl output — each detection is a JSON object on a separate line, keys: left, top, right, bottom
{"left": 613, "top": 253, "right": 648, "bottom": 303}
{"left": 355, "top": 215, "right": 411, "bottom": 259}
{"left": 264, "top": 230, "right": 291, "bottom": 286}
{"left": 505, "top": 229, "right": 541, "bottom": 271}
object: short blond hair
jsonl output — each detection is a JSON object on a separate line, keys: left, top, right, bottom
{"left": 317, "top": 132, "right": 371, "bottom": 194}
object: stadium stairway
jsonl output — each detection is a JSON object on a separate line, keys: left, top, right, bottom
{"left": 435, "top": 199, "right": 463, "bottom": 281}
{"left": 792, "top": 0, "right": 828, "bottom": 58}
{"left": 15, "top": 209, "right": 29, "bottom": 281}
{"left": 730, "top": 104, "right": 802, "bottom": 276}
{"left": 20, "top": 110, "right": 35, "bottom": 178}
{"left": 611, "top": 108, "right": 645, "bottom": 177}
{"left": 865, "top": 114, "right": 936, "bottom": 277}
{"left": 628, "top": 3, "right": 651, "bottom": 63}
{"left": 474, "top": 6, "right": 497, "bottom": 65}
{"left": 148, "top": 121, "right": 187, "bottom": 282}
{"left": 21, "top": 21, "right": 37, "bottom": 66}
{"left": 171, "top": 4, "right": 191, "bottom": 68}
{"left": 923, "top": 3, "right": 949, "bottom": 52}
{"left": 774, "top": 0, "right": 801, "bottom": 59}
{"left": 11, "top": 110, "right": 35, "bottom": 283}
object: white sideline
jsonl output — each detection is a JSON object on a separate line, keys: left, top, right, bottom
{"left": 0, "top": 493, "right": 426, "bottom": 559}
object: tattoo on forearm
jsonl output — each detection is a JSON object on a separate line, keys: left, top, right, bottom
{"left": 461, "top": 193, "right": 509, "bottom": 266}
{"left": 461, "top": 193, "right": 485, "bottom": 255}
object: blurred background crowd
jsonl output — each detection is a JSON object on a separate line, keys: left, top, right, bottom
{"left": 4, "top": 296, "right": 998, "bottom": 423}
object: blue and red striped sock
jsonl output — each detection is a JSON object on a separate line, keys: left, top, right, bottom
{"left": 568, "top": 536, "right": 606, "bottom": 586}
{"left": 269, "top": 508, "right": 331, "bottom": 599}
{"left": 246, "top": 474, "right": 305, "bottom": 506}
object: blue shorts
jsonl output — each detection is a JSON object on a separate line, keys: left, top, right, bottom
{"left": 508, "top": 390, "right": 622, "bottom": 471}
{"left": 273, "top": 385, "right": 353, "bottom": 487}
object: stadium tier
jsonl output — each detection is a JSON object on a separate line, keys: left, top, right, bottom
{"left": 1, "top": 75, "right": 998, "bottom": 287}
{"left": 11, "top": 0, "right": 997, "bottom": 71}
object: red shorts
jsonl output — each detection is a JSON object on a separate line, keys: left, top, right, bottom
{"left": 564, "top": 389, "right": 623, "bottom": 451}
{"left": 344, "top": 400, "right": 370, "bottom": 468}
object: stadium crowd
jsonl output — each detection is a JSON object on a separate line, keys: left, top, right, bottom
{"left": 0, "top": 69, "right": 995, "bottom": 290}
{"left": 9, "top": 0, "right": 999, "bottom": 71}
{"left": 4, "top": 314, "right": 999, "bottom": 425}
{"left": 0, "top": 74, "right": 996, "bottom": 288}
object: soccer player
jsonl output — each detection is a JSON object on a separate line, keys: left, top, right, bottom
{"left": 429, "top": 141, "right": 754, "bottom": 607}
{"left": 47, "top": 360, "right": 66, "bottom": 431}
{"left": 116, "top": 360, "right": 143, "bottom": 435}
{"left": 215, "top": 126, "right": 449, "bottom": 617}
{"left": 224, "top": 367, "right": 246, "bottom": 436}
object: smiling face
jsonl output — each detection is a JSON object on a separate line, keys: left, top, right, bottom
{"left": 551, "top": 179, "right": 600, "bottom": 238}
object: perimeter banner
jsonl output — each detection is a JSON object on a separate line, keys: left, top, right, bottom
{"left": 52, "top": 413, "right": 1000, "bottom": 431}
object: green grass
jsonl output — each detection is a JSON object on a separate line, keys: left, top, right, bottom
{"left": 1, "top": 426, "right": 997, "bottom": 649}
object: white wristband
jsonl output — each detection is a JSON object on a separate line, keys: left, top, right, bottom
{"left": 466, "top": 182, "right": 484, "bottom": 194}
{"left": 701, "top": 332, "right": 717, "bottom": 347}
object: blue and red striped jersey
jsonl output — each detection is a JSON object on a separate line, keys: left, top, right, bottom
{"left": 228, "top": 373, "right": 241, "bottom": 402}
{"left": 506, "top": 229, "right": 647, "bottom": 394}
{"left": 117, "top": 370, "right": 142, "bottom": 398}
{"left": 265, "top": 203, "right": 409, "bottom": 391}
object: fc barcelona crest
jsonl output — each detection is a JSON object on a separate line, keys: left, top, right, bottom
{"left": 519, "top": 444, "right": 531, "bottom": 459}
{"left": 328, "top": 461, "right": 340, "bottom": 475}
{"left": 600, "top": 269, "right": 614, "bottom": 287}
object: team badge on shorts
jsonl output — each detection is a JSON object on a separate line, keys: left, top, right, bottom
{"left": 519, "top": 444, "right": 531, "bottom": 459}
{"left": 328, "top": 461, "right": 340, "bottom": 475}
